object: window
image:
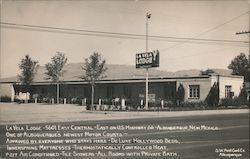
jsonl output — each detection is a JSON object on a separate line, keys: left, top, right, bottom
{"left": 123, "top": 86, "right": 131, "bottom": 98}
{"left": 164, "top": 83, "right": 176, "bottom": 100}
{"left": 83, "top": 87, "right": 90, "bottom": 98}
{"left": 189, "top": 85, "right": 200, "bottom": 98}
{"left": 41, "top": 88, "right": 47, "bottom": 94}
{"left": 107, "top": 86, "right": 114, "bottom": 99}
{"left": 225, "top": 85, "right": 232, "bottom": 98}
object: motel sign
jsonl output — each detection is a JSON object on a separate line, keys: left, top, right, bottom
{"left": 136, "top": 50, "right": 159, "bottom": 68}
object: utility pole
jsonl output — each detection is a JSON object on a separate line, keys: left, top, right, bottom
{"left": 235, "top": 30, "right": 250, "bottom": 68}
{"left": 236, "top": 31, "right": 250, "bottom": 54}
{"left": 145, "top": 13, "right": 151, "bottom": 110}
{"left": 236, "top": 30, "right": 250, "bottom": 101}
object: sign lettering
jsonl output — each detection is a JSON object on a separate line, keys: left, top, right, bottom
{"left": 136, "top": 50, "right": 159, "bottom": 68}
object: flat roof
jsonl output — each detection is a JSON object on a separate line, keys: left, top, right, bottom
{"left": 0, "top": 64, "right": 243, "bottom": 84}
{"left": 1, "top": 74, "right": 244, "bottom": 85}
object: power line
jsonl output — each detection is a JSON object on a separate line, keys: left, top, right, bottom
{"left": 0, "top": 22, "right": 248, "bottom": 47}
{"left": 167, "top": 45, "right": 236, "bottom": 62}
{"left": 160, "top": 10, "right": 250, "bottom": 52}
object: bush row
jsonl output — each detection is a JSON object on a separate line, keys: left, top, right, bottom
{"left": 1, "top": 94, "right": 249, "bottom": 109}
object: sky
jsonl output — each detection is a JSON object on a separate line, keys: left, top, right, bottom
{"left": 0, "top": 0, "right": 249, "bottom": 78}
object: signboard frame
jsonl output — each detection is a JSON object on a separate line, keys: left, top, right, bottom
{"left": 136, "top": 50, "right": 159, "bottom": 69}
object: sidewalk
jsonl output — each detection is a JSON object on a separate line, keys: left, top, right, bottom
{"left": 0, "top": 103, "right": 249, "bottom": 124}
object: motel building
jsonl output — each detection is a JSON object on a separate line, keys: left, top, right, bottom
{"left": 0, "top": 63, "right": 244, "bottom": 109}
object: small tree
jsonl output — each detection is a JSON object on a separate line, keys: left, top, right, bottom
{"left": 205, "top": 82, "right": 219, "bottom": 106}
{"left": 81, "top": 52, "right": 107, "bottom": 110}
{"left": 228, "top": 53, "right": 249, "bottom": 81}
{"left": 176, "top": 84, "right": 185, "bottom": 106}
{"left": 237, "top": 87, "right": 248, "bottom": 105}
{"left": 45, "top": 52, "right": 67, "bottom": 104}
{"left": 18, "top": 55, "right": 38, "bottom": 103}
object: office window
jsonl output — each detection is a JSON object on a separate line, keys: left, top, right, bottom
{"left": 189, "top": 85, "right": 200, "bottom": 98}
{"left": 225, "top": 85, "right": 232, "bottom": 98}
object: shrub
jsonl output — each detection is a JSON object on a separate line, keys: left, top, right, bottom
{"left": 237, "top": 87, "right": 248, "bottom": 105}
{"left": 180, "top": 101, "right": 206, "bottom": 108}
{"left": 176, "top": 84, "right": 185, "bottom": 105}
{"left": 220, "top": 87, "right": 249, "bottom": 106}
{"left": 163, "top": 100, "right": 174, "bottom": 107}
{"left": 0, "top": 96, "right": 11, "bottom": 102}
{"left": 41, "top": 97, "right": 52, "bottom": 103}
{"left": 71, "top": 98, "right": 82, "bottom": 105}
{"left": 220, "top": 98, "right": 238, "bottom": 106}
{"left": 205, "top": 82, "right": 219, "bottom": 106}
{"left": 14, "top": 98, "right": 21, "bottom": 103}
{"left": 101, "top": 98, "right": 111, "bottom": 105}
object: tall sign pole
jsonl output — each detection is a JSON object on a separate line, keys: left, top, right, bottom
{"left": 145, "top": 13, "right": 151, "bottom": 110}
{"left": 136, "top": 13, "right": 159, "bottom": 111}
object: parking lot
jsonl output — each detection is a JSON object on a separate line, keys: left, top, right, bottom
{"left": 0, "top": 103, "right": 248, "bottom": 124}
